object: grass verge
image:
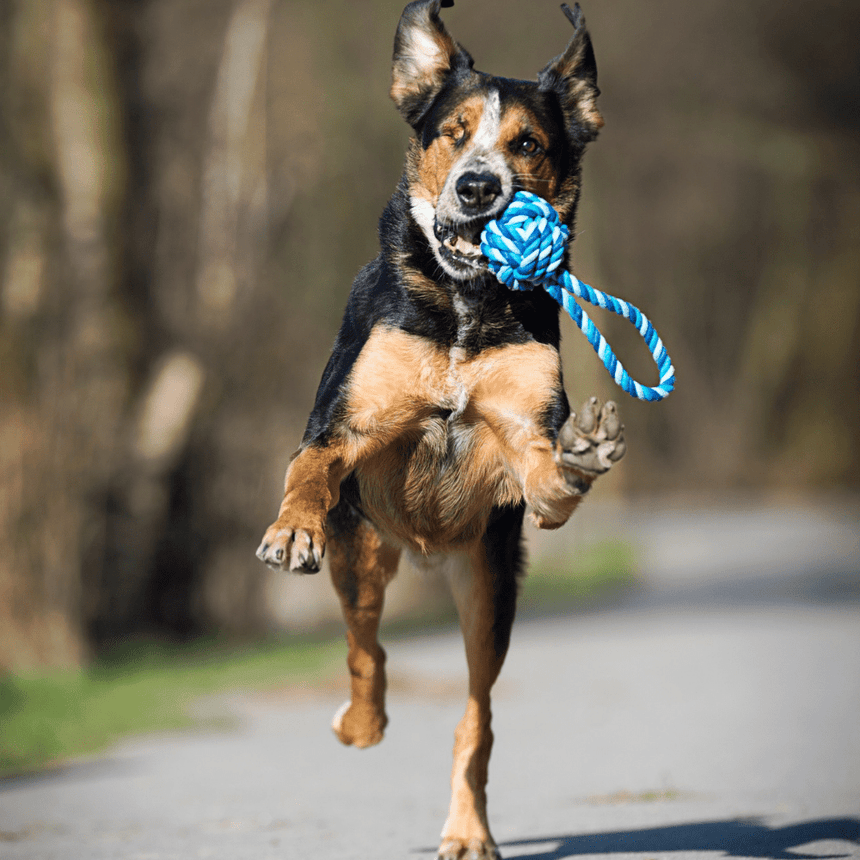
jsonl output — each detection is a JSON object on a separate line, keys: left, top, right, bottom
{"left": 0, "top": 538, "right": 636, "bottom": 778}
{"left": 0, "top": 636, "right": 342, "bottom": 778}
{"left": 520, "top": 538, "right": 638, "bottom": 611}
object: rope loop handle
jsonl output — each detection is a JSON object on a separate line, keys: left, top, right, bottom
{"left": 481, "top": 191, "right": 675, "bottom": 402}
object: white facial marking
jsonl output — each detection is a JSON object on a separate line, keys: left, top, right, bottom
{"left": 412, "top": 89, "right": 514, "bottom": 280}
{"left": 471, "top": 89, "right": 502, "bottom": 153}
{"left": 437, "top": 88, "right": 511, "bottom": 226}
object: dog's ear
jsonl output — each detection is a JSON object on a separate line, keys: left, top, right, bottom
{"left": 391, "top": 0, "right": 473, "bottom": 127}
{"left": 538, "top": 3, "right": 603, "bottom": 145}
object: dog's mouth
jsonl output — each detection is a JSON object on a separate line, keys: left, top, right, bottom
{"left": 434, "top": 219, "right": 489, "bottom": 272}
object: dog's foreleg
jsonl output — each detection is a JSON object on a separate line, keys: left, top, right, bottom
{"left": 328, "top": 508, "right": 400, "bottom": 748}
{"left": 257, "top": 443, "right": 347, "bottom": 572}
{"left": 524, "top": 397, "right": 626, "bottom": 530}
{"left": 258, "top": 326, "right": 447, "bottom": 573}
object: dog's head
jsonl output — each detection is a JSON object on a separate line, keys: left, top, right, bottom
{"left": 391, "top": 0, "right": 603, "bottom": 282}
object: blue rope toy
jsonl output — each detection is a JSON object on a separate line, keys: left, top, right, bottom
{"left": 481, "top": 191, "right": 675, "bottom": 402}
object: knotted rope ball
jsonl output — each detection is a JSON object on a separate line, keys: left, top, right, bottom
{"left": 481, "top": 191, "right": 676, "bottom": 402}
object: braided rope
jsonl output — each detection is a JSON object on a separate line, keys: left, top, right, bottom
{"left": 481, "top": 191, "right": 675, "bottom": 401}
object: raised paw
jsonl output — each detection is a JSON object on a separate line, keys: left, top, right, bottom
{"left": 438, "top": 838, "right": 501, "bottom": 860}
{"left": 556, "top": 396, "right": 626, "bottom": 488}
{"left": 256, "top": 522, "right": 325, "bottom": 573}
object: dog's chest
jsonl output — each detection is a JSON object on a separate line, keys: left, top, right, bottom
{"left": 346, "top": 318, "right": 562, "bottom": 548}
{"left": 438, "top": 295, "right": 484, "bottom": 419}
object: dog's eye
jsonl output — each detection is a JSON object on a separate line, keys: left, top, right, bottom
{"left": 444, "top": 125, "right": 467, "bottom": 146}
{"left": 519, "top": 137, "right": 541, "bottom": 156}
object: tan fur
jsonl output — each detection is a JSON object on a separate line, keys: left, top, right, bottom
{"left": 337, "top": 327, "right": 583, "bottom": 553}
{"left": 438, "top": 547, "right": 507, "bottom": 856}
{"left": 390, "top": 19, "right": 460, "bottom": 113}
{"left": 329, "top": 521, "right": 401, "bottom": 748}
{"left": 408, "top": 94, "right": 493, "bottom": 205}
{"left": 411, "top": 135, "right": 452, "bottom": 203}
{"left": 439, "top": 95, "right": 490, "bottom": 143}
{"left": 263, "top": 323, "right": 583, "bottom": 563}
{"left": 265, "top": 445, "right": 346, "bottom": 562}
{"left": 497, "top": 106, "right": 560, "bottom": 199}
{"left": 570, "top": 79, "right": 604, "bottom": 131}
{"left": 458, "top": 343, "right": 585, "bottom": 527}
{"left": 408, "top": 98, "right": 563, "bottom": 208}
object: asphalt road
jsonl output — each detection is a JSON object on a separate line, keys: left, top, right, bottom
{"left": 2, "top": 498, "right": 859, "bottom": 860}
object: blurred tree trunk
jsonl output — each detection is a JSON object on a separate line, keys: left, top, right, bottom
{"left": 0, "top": 0, "right": 131, "bottom": 668}
{"left": 92, "top": 0, "right": 274, "bottom": 643}
{"left": 0, "top": 0, "right": 279, "bottom": 669}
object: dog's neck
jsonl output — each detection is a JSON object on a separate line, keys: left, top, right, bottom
{"left": 450, "top": 290, "right": 485, "bottom": 346}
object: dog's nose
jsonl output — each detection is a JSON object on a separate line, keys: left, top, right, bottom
{"left": 456, "top": 172, "right": 502, "bottom": 212}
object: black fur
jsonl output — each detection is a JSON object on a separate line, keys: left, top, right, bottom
{"left": 484, "top": 502, "right": 527, "bottom": 659}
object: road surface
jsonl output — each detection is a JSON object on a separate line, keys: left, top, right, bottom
{"left": 2, "top": 497, "right": 859, "bottom": 859}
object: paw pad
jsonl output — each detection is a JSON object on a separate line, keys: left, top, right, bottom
{"left": 557, "top": 397, "right": 626, "bottom": 484}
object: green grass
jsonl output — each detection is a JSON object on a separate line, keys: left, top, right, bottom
{"left": 520, "top": 538, "right": 638, "bottom": 609}
{"left": 0, "top": 539, "right": 636, "bottom": 778}
{"left": 0, "top": 636, "right": 342, "bottom": 778}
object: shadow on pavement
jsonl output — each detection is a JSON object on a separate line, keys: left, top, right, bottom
{"left": 494, "top": 817, "right": 860, "bottom": 860}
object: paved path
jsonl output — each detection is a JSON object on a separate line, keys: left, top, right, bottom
{"left": 2, "top": 499, "right": 859, "bottom": 860}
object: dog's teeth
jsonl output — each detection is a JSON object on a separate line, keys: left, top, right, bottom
{"left": 452, "top": 236, "right": 481, "bottom": 257}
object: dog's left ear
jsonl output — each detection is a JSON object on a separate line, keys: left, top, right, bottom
{"left": 538, "top": 3, "right": 603, "bottom": 144}
{"left": 391, "top": 0, "right": 473, "bottom": 127}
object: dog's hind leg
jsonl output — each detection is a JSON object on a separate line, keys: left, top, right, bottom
{"left": 438, "top": 503, "right": 525, "bottom": 860}
{"left": 327, "top": 499, "right": 400, "bottom": 749}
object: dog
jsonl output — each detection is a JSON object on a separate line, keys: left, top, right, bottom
{"left": 257, "top": 2, "right": 625, "bottom": 857}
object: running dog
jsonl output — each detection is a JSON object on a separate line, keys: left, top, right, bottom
{"left": 257, "top": 2, "right": 624, "bottom": 857}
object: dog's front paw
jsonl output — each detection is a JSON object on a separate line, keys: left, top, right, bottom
{"left": 556, "top": 396, "right": 626, "bottom": 491}
{"left": 256, "top": 520, "right": 325, "bottom": 573}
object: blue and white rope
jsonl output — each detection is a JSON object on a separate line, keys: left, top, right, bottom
{"left": 481, "top": 191, "right": 675, "bottom": 402}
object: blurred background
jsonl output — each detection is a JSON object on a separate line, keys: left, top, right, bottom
{"left": 1, "top": 0, "right": 858, "bottom": 671}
